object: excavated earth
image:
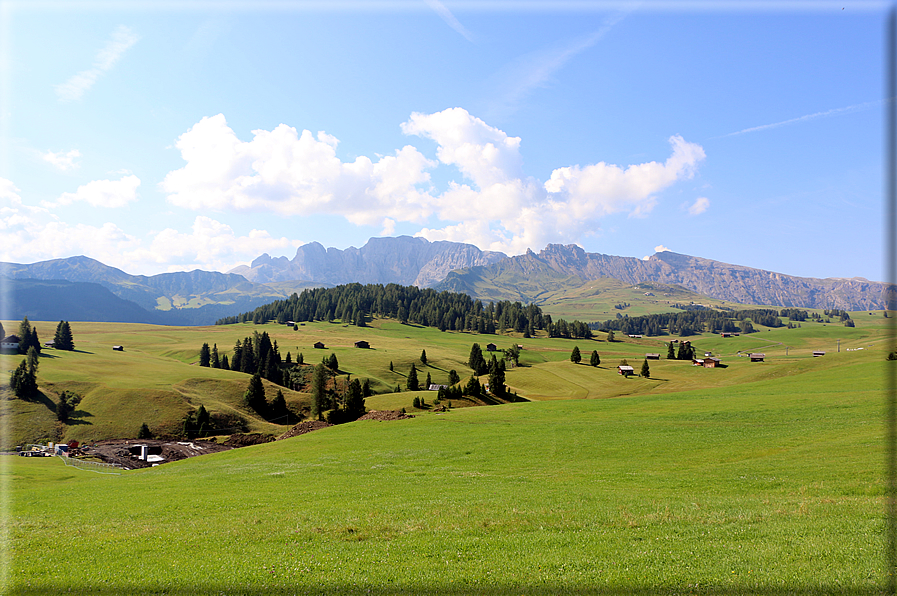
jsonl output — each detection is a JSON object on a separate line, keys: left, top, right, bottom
{"left": 78, "top": 410, "right": 415, "bottom": 469}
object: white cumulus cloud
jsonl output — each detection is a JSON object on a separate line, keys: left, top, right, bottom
{"left": 53, "top": 175, "right": 140, "bottom": 208}
{"left": 162, "top": 108, "right": 706, "bottom": 256}
{"left": 41, "top": 149, "right": 81, "bottom": 171}
{"left": 55, "top": 25, "right": 139, "bottom": 102}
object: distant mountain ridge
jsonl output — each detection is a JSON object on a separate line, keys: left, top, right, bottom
{"left": 0, "top": 256, "right": 320, "bottom": 325}
{"left": 0, "top": 238, "right": 886, "bottom": 325}
{"left": 435, "top": 244, "right": 886, "bottom": 311}
{"left": 229, "top": 236, "right": 507, "bottom": 287}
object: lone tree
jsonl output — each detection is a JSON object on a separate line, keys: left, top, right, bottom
{"left": 606, "top": 330, "right": 615, "bottom": 342}
{"left": 407, "top": 363, "right": 420, "bottom": 391}
{"left": 641, "top": 359, "right": 650, "bottom": 378}
{"left": 590, "top": 350, "right": 600, "bottom": 367}
{"left": 53, "top": 321, "right": 75, "bottom": 351}
{"left": 570, "top": 346, "right": 582, "bottom": 364}
{"left": 420, "top": 349, "right": 428, "bottom": 365}
{"left": 56, "top": 390, "right": 81, "bottom": 422}
{"left": 243, "top": 374, "right": 267, "bottom": 415}
{"left": 311, "top": 364, "right": 327, "bottom": 420}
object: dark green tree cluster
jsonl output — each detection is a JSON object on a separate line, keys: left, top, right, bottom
{"left": 545, "top": 317, "right": 593, "bottom": 339}
{"left": 206, "top": 331, "right": 292, "bottom": 387}
{"left": 676, "top": 341, "right": 695, "bottom": 361}
{"left": 16, "top": 317, "right": 42, "bottom": 355}
{"left": 56, "top": 390, "right": 81, "bottom": 422}
{"left": 595, "top": 307, "right": 783, "bottom": 337}
{"left": 780, "top": 308, "right": 808, "bottom": 321}
{"left": 10, "top": 347, "right": 39, "bottom": 399}
{"left": 216, "top": 283, "right": 549, "bottom": 337}
{"left": 53, "top": 321, "right": 75, "bottom": 351}
{"left": 240, "top": 375, "right": 298, "bottom": 425}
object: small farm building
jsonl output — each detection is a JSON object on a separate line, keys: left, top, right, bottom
{"left": 692, "top": 358, "right": 704, "bottom": 366}
{"left": 628, "top": 334, "right": 643, "bottom": 339}
{"left": 1, "top": 335, "right": 20, "bottom": 351}
{"left": 428, "top": 384, "right": 447, "bottom": 391}
{"left": 703, "top": 357, "right": 721, "bottom": 368}
{"left": 112, "top": 345, "right": 124, "bottom": 351}
{"left": 486, "top": 343, "right": 497, "bottom": 352}
{"left": 354, "top": 340, "right": 370, "bottom": 349}
{"left": 720, "top": 332, "right": 740, "bottom": 338}
{"left": 618, "top": 365, "right": 635, "bottom": 376}
{"left": 645, "top": 353, "right": 660, "bottom": 360}
{"left": 313, "top": 341, "right": 325, "bottom": 349}
{"left": 813, "top": 351, "right": 826, "bottom": 357}
{"left": 749, "top": 353, "right": 765, "bottom": 362}
{"left": 44, "top": 340, "right": 55, "bottom": 348}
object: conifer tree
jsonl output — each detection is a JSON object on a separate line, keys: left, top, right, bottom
{"left": 667, "top": 342, "right": 676, "bottom": 359}
{"left": 311, "top": 364, "right": 327, "bottom": 420}
{"left": 137, "top": 422, "right": 153, "bottom": 439}
{"left": 211, "top": 344, "right": 220, "bottom": 368}
{"left": 243, "top": 374, "right": 267, "bottom": 415}
{"left": 420, "top": 349, "right": 427, "bottom": 365}
{"left": 590, "top": 350, "right": 600, "bottom": 367}
{"left": 641, "top": 359, "right": 650, "bottom": 378}
{"left": 199, "top": 343, "right": 211, "bottom": 367}
{"left": 570, "top": 346, "right": 582, "bottom": 364}
{"left": 54, "top": 321, "right": 75, "bottom": 351}
{"left": 407, "top": 363, "right": 419, "bottom": 391}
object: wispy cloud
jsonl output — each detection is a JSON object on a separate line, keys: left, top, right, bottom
{"left": 55, "top": 25, "right": 139, "bottom": 102}
{"left": 425, "top": 0, "right": 474, "bottom": 42}
{"left": 486, "top": 9, "right": 630, "bottom": 119}
{"left": 722, "top": 100, "right": 882, "bottom": 137}
{"left": 41, "top": 149, "right": 81, "bottom": 171}
{"left": 687, "top": 196, "right": 709, "bottom": 215}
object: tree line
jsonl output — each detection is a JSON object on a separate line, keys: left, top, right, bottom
{"left": 592, "top": 308, "right": 791, "bottom": 337}
{"left": 214, "top": 282, "right": 592, "bottom": 339}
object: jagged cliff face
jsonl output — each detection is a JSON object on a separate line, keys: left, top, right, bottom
{"left": 231, "top": 236, "right": 507, "bottom": 287}
{"left": 439, "top": 245, "right": 887, "bottom": 311}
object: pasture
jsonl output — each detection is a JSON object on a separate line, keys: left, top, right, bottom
{"left": 1, "top": 312, "right": 890, "bottom": 593}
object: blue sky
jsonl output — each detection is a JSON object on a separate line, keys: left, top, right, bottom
{"left": 0, "top": 1, "right": 888, "bottom": 282}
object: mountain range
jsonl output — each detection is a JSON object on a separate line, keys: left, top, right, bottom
{"left": 0, "top": 236, "right": 886, "bottom": 325}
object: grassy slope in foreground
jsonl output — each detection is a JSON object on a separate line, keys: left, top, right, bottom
{"left": 6, "top": 354, "right": 884, "bottom": 595}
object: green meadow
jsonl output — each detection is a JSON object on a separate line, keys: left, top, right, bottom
{"left": 1, "top": 310, "right": 892, "bottom": 594}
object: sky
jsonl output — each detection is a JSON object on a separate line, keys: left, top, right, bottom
{"left": 0, "top": 1, "right": 889, "bottom": 282}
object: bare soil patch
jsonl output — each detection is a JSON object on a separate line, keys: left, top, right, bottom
{"left": 78, "top": 439, "right": 232, "bottom": 469}
{"left": 277, "top": 420, "right": 333, "bottom": 440}
{"left": 357, "top": 409, "right": 415, "bottom": 421}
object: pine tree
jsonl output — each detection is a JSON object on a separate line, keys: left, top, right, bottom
{"left": 243, "top": 374, "right": 266, "bottom": 415}
{"left": 606, "top": 330, "right": 615, "bottom": 342}
{"left": 389, "top": 361, "right": 394, "bottom": 372}
{"left": 425, "top": 372, "right": 432, "bottom": 389}
{"left": 54, "top": 321, "right": 75, "bottom": 351}
{"left": 641, "top": 359, "right": 650, "bottom": 378}
{"left": 199, "top": 343, "right": 211, "bottom": 367}
{"left": 345, "top": 378, "right": 365, "bottom": 419}
{"left": 407, "top": 363, "right": 419, "bottom": 391}
{"left": 570, "top": 346, "right": 582, "bottom": 364}
{"left": 667, "top": 342, "right": 676, "bottom": 359}
{"left": 221, "top": 354, "right": 229, "bottom": 370}
{"left": 590, "top": 350, "right": 600, "bottom": 367}
{"left": 327, "top": 353, "right": 339, "bottom": 371}
{"left": 311, "top": 364, "right": 327, "bottom": 420}
{"left": 211, "top": 344, "right": 220, "bottom": 368}
{"left": 137, "top": 422, "right": 153, "bottom": 439}
{"left": 448, "top": 370, "right": 460, "bottom": 385}
{"left": 196, "top": 404, "right": 211, "bottom": 437}
{"left": 270, "top": 389, "right": 289, "bottom": 423}
{"left": 468, "top": 343, "right": 487, "bottom": 375}
{"left": 420, "top": 349, "right": 428, "bottom": 365}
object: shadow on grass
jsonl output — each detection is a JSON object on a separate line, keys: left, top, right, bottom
{"left": 7, "top": 583, "right": 883, "bottom": 596}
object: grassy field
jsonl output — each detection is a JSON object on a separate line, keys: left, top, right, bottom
{"left": 4, "top": 349, "right": 886, "bottom": 594}
{"left": 1, "top": 312, "right": 890, "bottom": 448}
